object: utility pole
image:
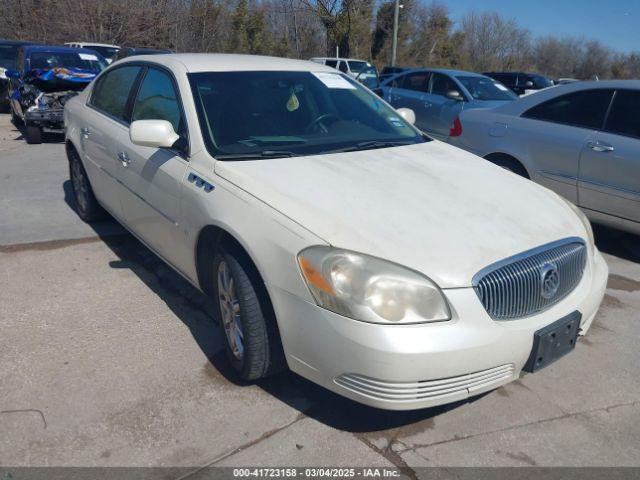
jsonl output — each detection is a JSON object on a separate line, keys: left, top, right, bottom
{"left": 391, "top": 0, "right": 400, "bottom": 66}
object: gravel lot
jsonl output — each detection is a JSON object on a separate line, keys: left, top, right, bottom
{"left": 1, "top": 113, "right": 639, "bottom": 472}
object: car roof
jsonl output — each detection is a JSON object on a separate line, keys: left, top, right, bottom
{"left": 394, "top": 67, "right": 487, "bottom": 77}
{"left": 485, "top": 71, "right": 549, "bottom": 77}
{"left": 0, "top": 39, "right": 36, "bottom": 46}
{"left": 65, "top": 42, "right": 120, "bottom": 48}
{"left": 380, "top": 67, "right": 489, "bottom": 85}
{"left": 311, "top": 57, "right": 368, "bottom": 62}
{"left": 23, "top": 45, "right": 102, "bottom": 54}
{"left": 493, "top": 80, "right": 640, "bottom": 115}
{"left": 117, "top": 53, "right": 338, "bottom": 73}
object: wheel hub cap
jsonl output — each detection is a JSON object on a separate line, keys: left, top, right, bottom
{"left": 217, "top": 260, "right": 244, "bottom": 360}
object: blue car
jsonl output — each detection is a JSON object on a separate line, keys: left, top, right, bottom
{"left": 6, "top": 45, "right": 107, "bottom": 143}
{"left": 379, "top": 68, "right": 517, "bottom": 139}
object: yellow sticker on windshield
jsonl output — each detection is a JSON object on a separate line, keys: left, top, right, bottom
{"left": 286, "top": 92, "right": 300, "bottom": 112}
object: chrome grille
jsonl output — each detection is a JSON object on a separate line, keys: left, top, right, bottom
{"left": 474, "top": 238, "right": 587, "bottom": 320}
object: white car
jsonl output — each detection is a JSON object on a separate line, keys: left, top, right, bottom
{"left": 64, "top": 42, "right": 120, "bottom": 64}
{"left": 64, "top": 54, "right": 608, "bottom": 411}
{"left": 310, "top": 57, "right": 378, "bottom": 83}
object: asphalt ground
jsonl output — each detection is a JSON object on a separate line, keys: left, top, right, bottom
{"left": 1, "top": 113, "right": 639, "bottom": 473}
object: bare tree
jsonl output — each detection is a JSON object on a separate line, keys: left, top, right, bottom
{"left": 458, "top": 11, "right": 531, "bottom": 72}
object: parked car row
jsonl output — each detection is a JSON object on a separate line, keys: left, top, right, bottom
{"left": 62, "top": 53, "right": 608, "bottom": 411}
{"left": 378, "top": 68, "right": 517, "bottom": 139}
{"left": 0, "top": 38, "right": 172, "bottom": 142}
{"left": 449, "top": 80, "right": 640, "bottom": 236}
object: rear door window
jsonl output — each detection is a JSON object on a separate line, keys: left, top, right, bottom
{"left": 338, "top": 61, "right": 349, "bottom": 73}
{"left": 89, "top": 65, "right": 141, "bottom": 122}
{"left": 400, "top": 71, "right": 429, "bottom": 92}
{"left": 523, "top": 89, "right": 614, "bottom": 130}
{"left": 604, "top": 90, "right": 640, "bottom": 140}
{"left": 325, "top": 59, "right": 337, "bottom": 68}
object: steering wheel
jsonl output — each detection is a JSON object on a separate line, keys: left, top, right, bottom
{"left": 305, "top": 113, "right": 340, "bottom": 134}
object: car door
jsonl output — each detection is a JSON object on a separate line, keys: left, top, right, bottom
{"left": 82, "top": 64, "right": 143, "bottom": 217}
{"left": 423, "top": 72, "right": 464, "bottom": 138}
{"left": 517, "top": 88, "right": 615, "bottom": 203}
{"left": 385, "top": 71, "right": 430, "bottom": 128}
{"left": 111, "top": 65, "right": 190, "bottom": 267}
{"left": 578, "top": 89, "right": 640, "bottom": 223}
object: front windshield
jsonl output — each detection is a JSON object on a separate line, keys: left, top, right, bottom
{"left": 456, "top": 76, "right": 516, "bottom": 101}
{"left": 0, "top": 45, "right": 19, "bottom": 70}
{"left": 189, "top": 70, "right": 425, "bottom": 159}
{"left": 88, "top": 46, "right": 120, "bottom": 62}
{"left": 29, "top": 51, "right": 107, "bottom": 72}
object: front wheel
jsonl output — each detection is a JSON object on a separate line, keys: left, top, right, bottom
{"left": 213, "top": 251, "right": 285, "bottom": 381}
{"left": 25, "top": 124, "right": 42, "bottom": 144}
{"left": 10, "top": 107, "right": 22, "bottom": 126}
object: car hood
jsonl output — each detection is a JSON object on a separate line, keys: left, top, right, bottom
{"left": 214, "top": 141, "right": 586, "bottom": 288}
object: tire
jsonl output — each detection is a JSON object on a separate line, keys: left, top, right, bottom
{"left": 212, "top": 251, "right": 285, "bottom": 381}
{"left": 10, "top": 107, "right": 22, "bottom": 126}
{"left": 68, "top": 146, "right": 106, "bottom": 222}
{"left": 25, "top": 124, "right": 42, "bottom": 144}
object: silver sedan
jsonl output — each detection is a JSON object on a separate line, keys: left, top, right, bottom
{"left": 449, "top": 80, "right": 640, "bottom": 235}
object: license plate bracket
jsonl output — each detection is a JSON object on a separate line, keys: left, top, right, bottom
{"left": 523, "top": 311, "right": 581, "bottom": 373}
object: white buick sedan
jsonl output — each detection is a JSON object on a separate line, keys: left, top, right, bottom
{"left": 65, "top": 54, "right": 608, "bottom": 410}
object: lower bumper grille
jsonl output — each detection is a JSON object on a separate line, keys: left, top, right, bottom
{"left": 334, "top": 364, "right": 515, "bottom": 402}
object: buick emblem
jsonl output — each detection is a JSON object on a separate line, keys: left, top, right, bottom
{"left": 540, "top": 263, "right": 560, "bottom": 299}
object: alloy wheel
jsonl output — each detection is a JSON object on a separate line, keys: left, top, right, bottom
{"left": 217, "top": 260, "right": 244, "bottom": 360}
{"left": 71, "top": 158, "right": 89, "bottom": 212}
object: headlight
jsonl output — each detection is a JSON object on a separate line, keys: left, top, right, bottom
{"left": 297, "top": 246, "right": 451, "bottom": 324}
{"left": 561, "top": 197, "right": 595, "bottom": 253}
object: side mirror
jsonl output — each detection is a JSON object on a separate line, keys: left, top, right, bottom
{"left": 445, "top": 90, "right": 463, "bottom": 101}
{"left": 396, "top": 107, "right": 416, "bottom": 125}
{"left": 4, "top": 69, "right": 21, "bottom": 79}
{"left": 130, "top": 120, "right": 180, "bottom": 148}
{"left": 525, "top": 81, "right": 534, "bottom": 88}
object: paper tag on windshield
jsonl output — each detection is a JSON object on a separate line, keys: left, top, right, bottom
{"left": 495, "top": 83, "right": 509, "bottom": 91}
{"left": 313, "top": 72, "right": 356, "bottom": 89}
{"left": 79, "top": 53, "right": 98, "bottom": 61}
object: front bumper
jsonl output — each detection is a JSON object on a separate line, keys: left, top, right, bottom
{"left": 25, "top": 108, "right": 64, "bottom": 132}
{"left": 270, "top": 248, "right": 608, "bottom": 410}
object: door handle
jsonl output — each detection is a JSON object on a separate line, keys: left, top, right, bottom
{"left": 587, "top": 141, "right": 614, "bottom": 153}
{"left": 80, "top": 127, "right": 91, "bottom": 137}
{"left": 117, "top": 151, "right": 131, "bottom": 167}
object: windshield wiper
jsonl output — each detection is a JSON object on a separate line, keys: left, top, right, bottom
{"left": 215, "top": 150, "right": 301, "bottom": 161}
{"left": 328, "top": 140, "right": 415, "bottom": 154}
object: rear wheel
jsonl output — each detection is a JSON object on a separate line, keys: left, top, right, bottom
{"left": 212, "top": 251, "right": 285, "bottom": 381}
{"left": 25, "top": 124, "right": 42, "bottom": 144}
{"left": 68, "top": 146, "right": 106, "bottom": 222}
{"left": 485, "top": 153, "right": 529, "bottom": 179}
